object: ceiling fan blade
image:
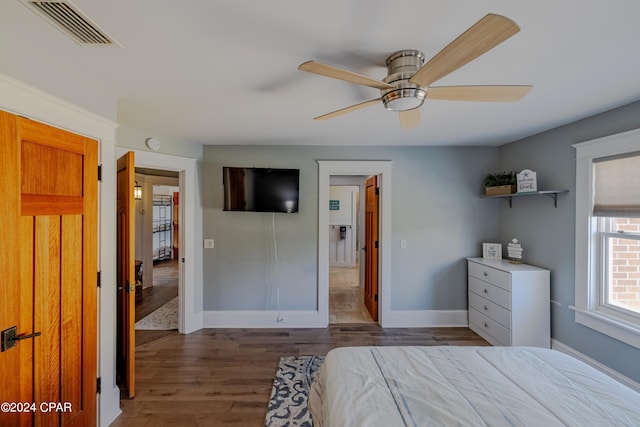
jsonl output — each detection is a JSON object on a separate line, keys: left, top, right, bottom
{"left": 299, "top": 61, "right": 394, "bottom": 90}
{"left": 427, "top": 85, "right": 532, "bottom": 102}
{"left": 410, "top": 14, "right": 520, "bottom": 87}
{"left": 398, "top": 109, "right": 421, "bottom": 129}
{"left": 314, "top": 99, "right": 381, "bottom": 120}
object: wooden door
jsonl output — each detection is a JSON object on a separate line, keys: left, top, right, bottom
{"left": 0, "top": 111, "right": 98, "bottom": 426}
{"left": 364, "top": 175, "right": 379, "bottom": 321}
{"left": 116, "top": 152, "right": 136, "bottom": 398}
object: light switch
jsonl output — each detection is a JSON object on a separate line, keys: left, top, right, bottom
{"left": 203, "top": 239, "right": 214, "bottom": 249}
{"left": 401, "top": 239, "right": 407, "bottom": 249}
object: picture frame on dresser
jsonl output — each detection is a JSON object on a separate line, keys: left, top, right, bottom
{"left": 482, "top": 243, "right": 502, "bottom": 260}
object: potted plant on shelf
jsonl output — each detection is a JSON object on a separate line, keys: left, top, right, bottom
{"left": 483, "top": 171, "right": 517, "bottom": 196}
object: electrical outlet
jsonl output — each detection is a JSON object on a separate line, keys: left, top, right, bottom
{"left": 203, "top": 239, "right": 214, "bottom": 249}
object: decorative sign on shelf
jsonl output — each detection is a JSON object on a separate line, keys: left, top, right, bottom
{"left": 483, "top": 243, "right": 502, "bottom": 260}
{"left": 517, "top": 169, "right": 537, "bottom": 193}
{"left": 329, "top": 200, "right": 340, "bottom": 211}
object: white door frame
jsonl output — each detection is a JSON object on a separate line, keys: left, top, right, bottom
{"left": 116, "top": 148, "right": 201, "bottom": 334}
{"left": 318, "top": 161, "right": 392, "bottom": 326}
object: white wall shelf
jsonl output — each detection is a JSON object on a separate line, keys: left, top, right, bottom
{"left": 482, "top": 190, "right": 569, "bottom": 208}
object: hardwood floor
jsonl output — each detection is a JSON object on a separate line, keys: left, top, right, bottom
{"left": 135, "top": 259, "right": 179, "bottom": 322}
{"left": 110, "top": 325, "right": 489, "bottom": 426}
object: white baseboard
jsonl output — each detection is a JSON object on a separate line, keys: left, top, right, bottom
{"left": 203, "top": 309, "right": 468, "bottom": 329}
{"left": 551, "top": 339, "right": 640, "bottom": 393}
{"left": 382, "top": 310, "right": 469, "bottom": 328}
{"left": 99, "top": 386, "right": 122, "bottom": 426}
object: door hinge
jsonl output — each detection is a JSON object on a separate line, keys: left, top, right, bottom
{"left": 98, "top": 164, "right": 102, "bottom": 181}
{"left": 374, "top": 240, "right": 379, "bottom": 249}
{"left": 374, "top": 294, "right": 378, "bottom": 302}
{"left": 375, "top": 187, "right": 380, "bottom": 195}
{"left": 96, "top": 377, "right": 101, "bottom": 394}
{"left": 97, "top": 271, "right": 101, "bottom": 288}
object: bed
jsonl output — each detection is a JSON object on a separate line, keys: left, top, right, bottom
{"left": 308, "top": 346, "right": 640, "bottom": 426}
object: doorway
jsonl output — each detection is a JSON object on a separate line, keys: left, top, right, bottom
{"left": 133, "top": 175, "right": 180, "bottom": 330}
{"left": 115, "top": 147, "right": 200, "bottom": 335}
{"left": 318, "top": 161, "right": 392, "bottom": 327}
{"left": 328, "top": 182, "right": 373, "bottom": 323}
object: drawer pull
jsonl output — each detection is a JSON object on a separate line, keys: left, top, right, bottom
{"left": 483, "top": 288, "right": 488, "bottom": 294}
{"left": 484, "top": 305, "right": 488, "bottom": 311}
{"left": 484, "top": 322, "right": 488, "bottom": 328}
{"left": 483, "top": 271, "right": 488, "bottom": 277}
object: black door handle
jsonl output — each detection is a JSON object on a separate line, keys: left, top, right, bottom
{"left": 12, "top": 331, "right": 42, "bottom": 341}
{"left": 1, "top": 326, "right": 41, "bottom": 352}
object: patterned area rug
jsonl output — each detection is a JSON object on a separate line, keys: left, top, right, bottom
{"left": 265, "top": 355, "right": 325, "bottom": 427}
{"left": 135, "top": 297, "right": 178, "bottom": 330}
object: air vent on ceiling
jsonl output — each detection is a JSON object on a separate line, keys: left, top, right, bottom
{"left": 21, "top": 0, "right": 119, "bottom": 46}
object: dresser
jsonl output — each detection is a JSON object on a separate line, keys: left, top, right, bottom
{"left": 467, "top": 257, "right": 550, "bottom": 348}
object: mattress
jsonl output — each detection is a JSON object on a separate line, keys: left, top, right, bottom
{"left": 308, "top": 346, "right": 640, "bottom": 426}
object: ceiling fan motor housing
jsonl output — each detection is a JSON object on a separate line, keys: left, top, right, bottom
{"left": 381, "top": 50, "right": 427, "bottom": 111}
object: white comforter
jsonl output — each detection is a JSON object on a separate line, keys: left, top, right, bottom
{"left": 308, "top": 346, "right": 640, "bottom": 426}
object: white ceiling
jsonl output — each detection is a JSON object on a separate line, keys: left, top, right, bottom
{"left": 2, "top": 1, "right": 640, "bottom": 146}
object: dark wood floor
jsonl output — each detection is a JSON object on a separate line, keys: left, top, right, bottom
{"left": 110, "top": 324, "right": 489, "bottom": 427}
{"left": 135, "top": 259, "right": 178, "bottom": 322}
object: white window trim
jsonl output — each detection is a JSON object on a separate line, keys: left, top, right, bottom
{"left": 572, "top": 127, "right": 640, "bottom": 350}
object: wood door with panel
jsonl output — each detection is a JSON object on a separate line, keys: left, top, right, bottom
{"left": 364, "top": 175, "right": 379, "bottom": 321}
{"left": 116, "top": 152, "right": 136, "bottom": 398}
{"left": 0, "top": 111, "right": 98, "bottom": 426}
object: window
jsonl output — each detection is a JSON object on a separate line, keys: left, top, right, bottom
{"left": 573, "top": 129, "right": 640, "bottom": 349}
{"left": 599, "top": 217, "right": 640, "bottom": 317}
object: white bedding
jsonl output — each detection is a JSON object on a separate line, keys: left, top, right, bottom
{"left": 308, "top": 346, "right": 640, "bottom": 426}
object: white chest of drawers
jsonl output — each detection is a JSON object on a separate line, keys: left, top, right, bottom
{"left": 467, "top": 257, "right": 550, "bottom": 348}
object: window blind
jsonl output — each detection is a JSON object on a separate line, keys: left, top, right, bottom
{"left": 593, "top": 152, "right": 640, "bottom": 217}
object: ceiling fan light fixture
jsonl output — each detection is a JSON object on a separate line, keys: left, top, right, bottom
{"left": 381, "top": 50, "right": 428, "bottom": 111}
{"left": 382, "top": 89, "right": 426, "bottom": 111}
{"left": 380, "top": 49, "right": 427, "bottom": 111}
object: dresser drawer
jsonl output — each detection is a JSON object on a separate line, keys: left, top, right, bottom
{"left": 469, "top": 308, "right": 511, "bottom": 346}
{"left": 468, "top": 261, "right": 511, "bottom": 291}
{"left": 468, "top": 276, "right": 512, "bottom": 310}
{"left": 468, "top": 291, "right": 511, "bottom": 328}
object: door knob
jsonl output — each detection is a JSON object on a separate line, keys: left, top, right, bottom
{"left": 1, "top": 326, "right": 41, "bottom": 352}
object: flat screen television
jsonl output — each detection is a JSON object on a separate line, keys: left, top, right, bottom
{"left": 223, "top": 167, "right": 299, "bottom": 213}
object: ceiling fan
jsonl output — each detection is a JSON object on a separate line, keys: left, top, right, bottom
{"left": 298, "top": 13, "right": 532, "bottom": 129}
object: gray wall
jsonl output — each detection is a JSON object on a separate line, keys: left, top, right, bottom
{"left": 117, "top": 125, "right": 204, "bottom": 160}
{"left": 202, "top": 145, "right": 498, "bottom": 311}
{"left": 498, "top": 100, "right": 640, "bottom": 383}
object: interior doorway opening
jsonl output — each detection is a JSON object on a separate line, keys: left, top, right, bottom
{"left": 318, "top": 160, "right": 392, "bottom": 327}
{"left": 328, "top": 180, "right": 373, "bottom": 323}
{"left": 133, "top": 171, "right": 180, "bottom": 331}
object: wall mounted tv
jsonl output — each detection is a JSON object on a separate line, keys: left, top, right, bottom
{"left": 223, "top": 167, "right": 299, "bottom": 213}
